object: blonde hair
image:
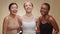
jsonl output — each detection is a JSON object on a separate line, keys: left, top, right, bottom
{"left": 23, "top": 1, "right": 33, "bottom": 7}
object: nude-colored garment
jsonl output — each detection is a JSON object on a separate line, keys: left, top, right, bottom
{"left": 22, "top": 16, "right": 36, "bottom": 34}
{"left": 6, "top": 19, "right": 19, "bottom": 34}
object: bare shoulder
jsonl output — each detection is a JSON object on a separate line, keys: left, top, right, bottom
{"left": 4, "top": 16, "right": 9, "bottom": 21}
{"left": 36, "top": 16, "right": 41, "bottom": 22}
{"left": 17, "top": 15, "right": 22, "bottom": 19}
{"left": 3, "top": 16, "right": 9, "bottom": 24}
{"left": 48, "top": 15, "right": 57, "bottom": 25}
{"left": 38, "top": 16, "right": 42, "bottom": 21}
{"left": 33, "top": 16, "right": 38, "bottom": 21}
{"left": 17, "top": 15, "right": 22, "bottom": 22}
{"left": 48, "top": 15, "right": 55, "bottom": 21}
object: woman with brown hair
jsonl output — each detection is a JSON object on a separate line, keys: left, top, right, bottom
{"left": 2, "top": 3, "right": 22, "bottom": 34}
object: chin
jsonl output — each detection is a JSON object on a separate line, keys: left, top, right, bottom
{"left": 27, "top": 10, "right": 31, "bottom": 13}
{"left": 13, "top": 13, "right": 16, "bottom": 15}
{"left": 41, "top": 14, "right": 45, "bottom": 16}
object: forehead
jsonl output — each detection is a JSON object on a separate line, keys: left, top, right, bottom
{"left": 41, "top": 4, "right": 48, "bottom": 8}
{"left": 24, "top": 2, "right": 32, "bottom": 5}
{"left": 11, "top": 4, "right": 17, "bottom": 6}
{"left": 11, "top": 4, "right": 17, "bottom": 7}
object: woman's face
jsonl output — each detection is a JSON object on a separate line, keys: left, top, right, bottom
{"left": 10, "top": 4, "right": 18, "bottom": 15}
{"left": 40, "top": 4, "right": 49, "bottom": 16}
{"left": 24, "top": 2, "right": 33, "bottom": 13}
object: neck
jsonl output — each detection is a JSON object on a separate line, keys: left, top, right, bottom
{"left": 42, "top": 14, "right": 49, "bottom": 18}
{"left": 10, "top": 14, "right": 16, "bottom": 18}
{"left": 25, "top": 12, "right": 32, "bottom": 17}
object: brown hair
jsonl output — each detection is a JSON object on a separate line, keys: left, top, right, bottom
{"left": 42, "top": 3, "right": 50, "bottom": 11}
{"left": 9, "top": 3, "right": 18, "bottom": 10}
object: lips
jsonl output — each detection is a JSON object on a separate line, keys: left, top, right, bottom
{"left": 13, "top": 10, "right": 17, "bottom": 13}
{"left": 41, "top": 11, "right": 46, "bottom": 15}
{"left": 27, "top": 7, "right": 31, "bottom": 10}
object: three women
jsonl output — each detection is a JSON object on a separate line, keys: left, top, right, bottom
{"left": 2, "top": 1, "right": 59, "bottom": 34}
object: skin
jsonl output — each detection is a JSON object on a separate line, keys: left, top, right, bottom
{"left": 22, "top": 1, "right": 39, "bottom": 34}
{"left": 23, "top": 1, "right": 34, "bottom": 22}
{"left": 38, "top": 4, "right": 59, "bottom": 34}
{"left": 3, "top": 4, "right": 21, "bottom": 34}
{"left": 36, "top": 17, "right": 40, "bottom": 34}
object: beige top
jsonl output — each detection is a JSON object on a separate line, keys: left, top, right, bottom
{"left": 6, "top": 17, "right": 19, "bottom": 34}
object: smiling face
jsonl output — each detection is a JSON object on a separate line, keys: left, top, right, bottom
{"left": 40, "top": 4, "right": 49, "bottom": 16}
{"left": 24, "top": 1, "right": 33, "bottom": 13}
{"left": 9, "top": 3, "right": 18, "bottom": 15}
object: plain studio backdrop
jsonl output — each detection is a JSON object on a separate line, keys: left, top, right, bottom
{"left": 0, "top": 0, "right": 60, "bottom": 34}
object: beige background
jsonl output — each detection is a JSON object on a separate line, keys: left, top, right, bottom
{"left": 0, "top": 0, "right": 60, "bottom": 34}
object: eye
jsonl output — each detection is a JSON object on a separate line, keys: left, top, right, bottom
{"left": 25, "top": 5, "right": 27, "bottom": 7}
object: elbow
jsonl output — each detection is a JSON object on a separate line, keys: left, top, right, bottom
{"left": 57, "top": 28, "right": 59, "bottom": 33}
{"left": 57, "top": 29, "right": 59, "bottom": 33}
{"left": 36, "top": 30, "right": 40, "bottom": 34}
{"left": 55, "top": 29, "right": 59, "bottom": 33}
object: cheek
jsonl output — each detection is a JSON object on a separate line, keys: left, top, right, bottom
{"left": 40, "top": 9, "right": 46, "bottom": 14}
{"left": 10, "top": 9, "right": 17, "bottom": 13}
{"left": 40, "top": 9, "right": 43, "bottom": 13}
{"left": 44, "top": 10, "right": 48, "bottom": 14}
{"left": 30, "top": 7, "right": 33, "bottom": 9}
{"left": 24, "top": 7, "right": 27, "bottom": 10}
{"left": 29, "top": 6, "right": 33, "bottom": 8}
{"left": 10, "top": 9, "right": 13, "bottom": 13}
{"left": 10, "top": 8, "right": 14, "bottom": 11}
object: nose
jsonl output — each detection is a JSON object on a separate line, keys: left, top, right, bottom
{"left": 27, "top": 5, "right": 30, "bottom": 8}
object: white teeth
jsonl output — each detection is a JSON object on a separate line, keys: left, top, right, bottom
{"left": 13, "top": 11, "right": 17, "bottom": 13}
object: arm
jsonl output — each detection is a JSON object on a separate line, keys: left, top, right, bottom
{"left": 49, "top": 16, "right": 59, "bottom": 34}
{"left": 2, "top": 17, "right": 8, "bottom": 34}
{"left": 18, "top": 16, "right": 22, "bottom": 33}
{"left": 36, "top": 17, "right": 40, "bottom": 34}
